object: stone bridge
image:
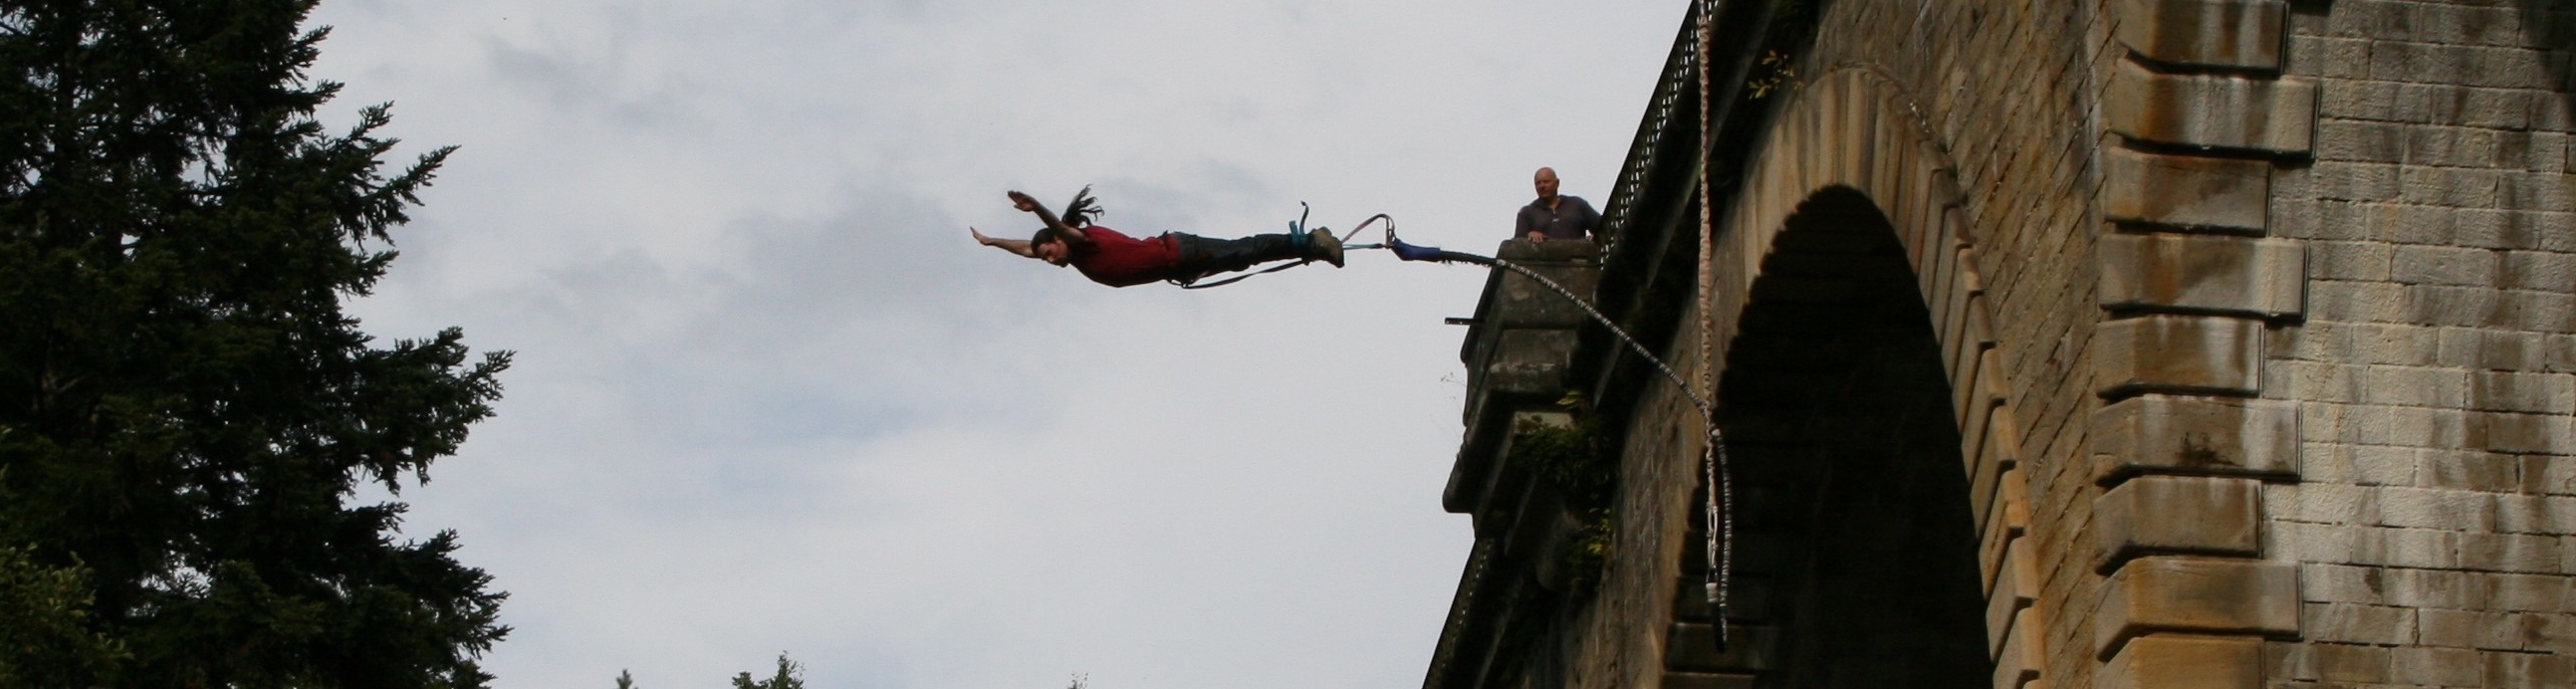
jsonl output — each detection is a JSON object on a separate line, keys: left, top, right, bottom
{"left": 1426, "top": 2, "right": 2576, "bottom": 689}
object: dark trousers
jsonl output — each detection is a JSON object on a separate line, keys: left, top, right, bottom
{"left": 1171, "top": 233, "right": 1302, "bottom": 282}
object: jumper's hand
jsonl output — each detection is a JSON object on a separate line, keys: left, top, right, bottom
{"left": 1008, "top": 190, "right": 1043, "bottom": 212}
{"left": 971, "top": 227, "right": 996, "bottom": 245}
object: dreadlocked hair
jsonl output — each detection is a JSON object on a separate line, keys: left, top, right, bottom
{"left": 1059, "top": 185, "right": 1104, "bottom": 228}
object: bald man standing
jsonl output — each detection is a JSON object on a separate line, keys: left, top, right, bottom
{"left": 1516, "top": 166, "right": 1601, "bottom": 243}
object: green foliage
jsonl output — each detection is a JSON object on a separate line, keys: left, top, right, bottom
{"left": 1505, "top": 392, "right": 1619, "bottom": 597}
{"left": 0, "top": 1, "right": 509, "bottom": 686}
{"left": 610, "top": 654, "right": 812, "bottom": 689}
{"left": 1740, "top": 0, "right": 1820, "bottom": 101}
{"left": 1745, "top": 51, "right": 1802, "bottom": 100}
{"left": 729, "top": 654, "right": 806, "bottom": 689}
{"left": 1559, "top": 508, "right": 1614, "bottom": 596}
{"left": 0, "top": 543, "right": 129, "bottom": 687}
{"left": 1507, "top": 392, "right": 1613, "bottom": 508}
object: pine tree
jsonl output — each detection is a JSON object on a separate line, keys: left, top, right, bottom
{"left": 728, "top": 654, "right": 805, "bottom": 689}
{"left": 611, "top": 654, "right": 808, "bottom": 689}
{"left": 0, "top": 1, "right": 511, "bottom": 686}
{"left": 0, "top": 543, "right": 129, "bottom": 686}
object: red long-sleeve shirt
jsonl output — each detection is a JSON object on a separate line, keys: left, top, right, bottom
{"left": 1066, "top": 225, "right": 1183, "bottom": 287}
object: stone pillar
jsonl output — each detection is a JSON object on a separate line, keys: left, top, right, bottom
{"left": 2091, "top": 1, "right": 2312, "bottom": 687}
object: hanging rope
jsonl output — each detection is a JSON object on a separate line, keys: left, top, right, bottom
{"left": 1179, "top": 203, "right": 1739, "bottom": 649}
{"left": 1378, "top": 224, "right": 1734, "bottom": 654}
{"left": 1693, "top": 0, "right": 1738, "bottom": 653}
{"left": 1161, "top": 1, "right": 1742, "bottom": 641}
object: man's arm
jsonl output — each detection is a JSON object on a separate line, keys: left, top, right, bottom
{"left": 971, "top": 227, "right": 1039, "bottom": 258}
{"left": 1009, "top": 190, "right": 1089, "bottom": 244}
{"left": 1578, "top": 198, "right": 1604, "bottom": 240}
{"left": 1516, "top": 206, "right": 1545, "bottom": 243}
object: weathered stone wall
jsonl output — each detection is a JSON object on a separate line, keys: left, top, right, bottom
{"left": 2263, "top": 2, "right": 2576, "bottom": 687}
{"left": 1563, "top": 320, "right": 1708, "bottom": 689}
{"left": 1551, "top": 2, "right": 2117, "bottom": 687}
{"left": 1426, "top": 2, "right": 2576, "bottom": 688}
{"left": 1671, "top": 3, "right": 2113, "bottom": 689}
{"left": 2085, "top": 1, "right": 2317, "bottom": 688}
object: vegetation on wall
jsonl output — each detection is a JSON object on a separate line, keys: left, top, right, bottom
{"left": 1747, "top": 50, "right": 1803, "bottom": 100}
{"left": 1506, "top": 392, "right": 1618, "bottom": 598}
{"left": 1563, "top": 508, "right": 1616, "bottom": 596}
{"left": 1741, "top": 0, "right": 1821, "bottom": 101}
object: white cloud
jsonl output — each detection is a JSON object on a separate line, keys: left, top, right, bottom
{"left": 317, "top": 0, "right": 1678, "bottom": 686}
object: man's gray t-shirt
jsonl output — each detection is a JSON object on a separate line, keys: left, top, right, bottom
{"left": 1517, "top": 195, "right": 1601, "bottom": 241}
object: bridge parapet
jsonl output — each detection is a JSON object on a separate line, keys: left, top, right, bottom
{"left": 1451, "top": 238, "right": 1602, "bottom": 456}
{"left": 1423, "top": 1, "right": 2576, "bottom": 688}
{"left": 1426, "top": 238, "right": 1601, "bottom": 689}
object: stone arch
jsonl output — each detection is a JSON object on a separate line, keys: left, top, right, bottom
{"left": 1661, "top": 68, "right": 2049, "bottom": 688}
{"left": 1714, "top": 186, "right": 1991, "bottom": 688}
{"left": 1442, "top": 3, "right": 2575, "bottom": 687}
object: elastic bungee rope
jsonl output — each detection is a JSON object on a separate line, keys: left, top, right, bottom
{"left": 1177, "top": 209, "right": 1739, "bottom": 651}
{"left": 1353, "top": 215, "right": 1739, "bottom": 652}
{"left": 1172, "top": 203, "right": 1389, "bottom": 290}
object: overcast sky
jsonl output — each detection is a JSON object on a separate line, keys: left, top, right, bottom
{"left": 308, "top": 1, "right": 1682, "bottom": 686}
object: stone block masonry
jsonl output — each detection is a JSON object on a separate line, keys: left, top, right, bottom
{"left": 1420, "top": 1, "right": 2574, "bottom": 688}
{"left": 2264, "top": 1, "right": 2576, "bottom": 688}
{"left": 2083, "top": 3, "right": 2319, "bottom": 687}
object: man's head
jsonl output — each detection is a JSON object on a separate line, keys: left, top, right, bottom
{"left": 1030, "top": 228, "right": 1073, "bottom": 266}
{"left": 1532, "top": 167, "right": 1560, "bottom": 201}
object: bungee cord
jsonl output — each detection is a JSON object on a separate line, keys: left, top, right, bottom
{"left": 1233, "top": 209, "right": 1737, "bottom": 651}
{"left": 1170, "top": 204, "right": 1391, "bottom": 290}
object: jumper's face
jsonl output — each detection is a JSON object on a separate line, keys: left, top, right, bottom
{"left": 1533, "top": 167, "right": 1560, "bottom": 200}
{"left": 1034, "top": 236, "right": 1071, "bottom": 266}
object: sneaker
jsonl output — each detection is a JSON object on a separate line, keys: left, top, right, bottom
{"left": 1308, "top": 229, "right": 1344, "bottom": 268}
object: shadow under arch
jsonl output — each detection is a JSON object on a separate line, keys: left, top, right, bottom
{"left": 1715, "top": 186, "right": 1991, "bottom": 688}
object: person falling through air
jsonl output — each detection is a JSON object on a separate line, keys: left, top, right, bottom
{"left": 971, "top": 187, "right": 1343, "bottom": 288}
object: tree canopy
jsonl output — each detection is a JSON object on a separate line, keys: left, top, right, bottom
{"left": 0, "top": 0, "right": 510, "bottom": 686}
{"left": 611, "top": 654, "right": 809, "bottom": 689}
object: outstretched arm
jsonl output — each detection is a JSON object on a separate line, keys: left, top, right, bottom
{"left": 972, "top": 227, "right": 1039, "bottom": 258}
{"left": 1009, "top": 190, "right": 1088, "bottom": 244}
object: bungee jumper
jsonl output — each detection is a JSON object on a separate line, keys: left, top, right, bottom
{"left": 968, "top": 184, "right": 1498, "bottom": 288}
{"left": 971, "top": 182, "right": 1736, "bottom": 651}
{"left": 971, "top": 187, "right": 1345, "bottom": 288}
